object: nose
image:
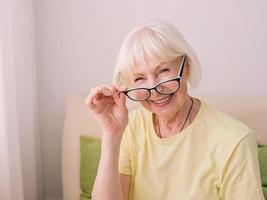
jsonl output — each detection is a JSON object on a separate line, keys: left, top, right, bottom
{"left": 149, "top": 85, "right": 161, "bottom": 100}
{"left": 146, "top": 78, "right": 161, "bottom": 100}
{"left": 150, "top": 88, "right": 167, "bottom": 102}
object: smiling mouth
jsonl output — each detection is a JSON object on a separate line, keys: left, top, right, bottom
{"left": 150, "top": 94, "right": 173, "bottom": 105}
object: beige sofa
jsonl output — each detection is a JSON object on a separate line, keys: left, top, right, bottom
{"left": 62, "top": 94, "right": 267, "bottom": 200}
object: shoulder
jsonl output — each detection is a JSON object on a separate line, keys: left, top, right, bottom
{"left": 197, "top": 101, "right": 259, "bottom": 174}
{"left": 199, "top": 101, "right": 258, "bottom": 162}
{"left": 201, "top": 101, "right": 251, "bottom": 144}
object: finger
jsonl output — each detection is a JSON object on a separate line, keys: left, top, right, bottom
{"left": 118, "top": 90, "right": 127, "bottom": 108}
{"left": 114, "top": 85, "right": 127, "bottom": 109}
{"left": 101, "top": 84, "right": 118, "bottom": 98}
{"left": 85, "top": 86, "right": 112, "bottom": 109}
{"left": 92, "top": 86, "right": 114, "bottom": 100}
{"left": 101, "top": 87, "right": 113, "bottom": 97}
{"left": 93, "top": 96, "right": 115, "bottom": 108}
{"left": 85, "top": 87, "right": 100, "bottom": 109}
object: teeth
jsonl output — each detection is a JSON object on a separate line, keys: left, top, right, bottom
{"left": 154, "top": 96, "right": 171, "bottom": 104}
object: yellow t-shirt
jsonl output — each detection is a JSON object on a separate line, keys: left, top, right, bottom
{"left": 119, "top": 100, "right": 264, "bottom": 200}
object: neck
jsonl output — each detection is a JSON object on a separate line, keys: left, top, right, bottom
{"left": 155, "top": 95, "right": 194, "bottom": 137}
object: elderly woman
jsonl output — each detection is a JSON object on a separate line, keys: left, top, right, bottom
{"left": 85, "top": 20, "right": 264, "bottom": 200}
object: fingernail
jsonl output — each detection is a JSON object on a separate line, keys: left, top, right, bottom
{"left": 116, "top": 90, "right": 120, "bottom": 98}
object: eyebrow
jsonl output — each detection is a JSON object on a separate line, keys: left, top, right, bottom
{"left": 132, "top": 62, "right": 169, "bottom": 76}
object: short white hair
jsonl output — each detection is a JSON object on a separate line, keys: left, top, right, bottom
{"left": 112, "top": 20, "right": 201, "bottom": 89}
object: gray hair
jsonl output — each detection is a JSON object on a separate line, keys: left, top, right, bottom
{"left": 112, "top": 20, "right": 201, "bottom": 89}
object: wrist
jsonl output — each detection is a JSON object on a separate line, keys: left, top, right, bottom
{"left": 101, "top": 133, "right": 122, "bottom": 147}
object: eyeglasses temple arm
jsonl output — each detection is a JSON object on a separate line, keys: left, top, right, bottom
{"left": 178, "top": 54, "right": 187, "bottom": 78}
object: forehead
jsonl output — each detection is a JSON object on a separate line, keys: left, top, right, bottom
{"left": 130, "top": 58, "right": 176, "bottom": 76}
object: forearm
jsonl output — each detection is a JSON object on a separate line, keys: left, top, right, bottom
{"left": 92, "top": 136, "right": 123, "bottom": 200}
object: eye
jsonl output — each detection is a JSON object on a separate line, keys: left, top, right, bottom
{"left": 134, "top": 77, "right": 144, "bottom": 82}
{"left": 159, "top": 68, "right": 170, "bottom": 73}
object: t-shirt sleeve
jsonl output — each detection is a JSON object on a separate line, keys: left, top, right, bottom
{"left": 118, "top": 124, "right": 132, "bottom": 176}
{"left": 219, "top": 131, "right": 265, "bottom": 200}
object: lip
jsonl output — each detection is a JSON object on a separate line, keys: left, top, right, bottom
{"left": 149, "top": 93, "right": 174, "bottom": 107}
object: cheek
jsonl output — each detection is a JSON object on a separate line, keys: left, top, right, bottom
{"left": 169, "top": 81, "right": 189, "bottom": 106}
{"left": 178, "top": 80, "right": 188, "bottom": 96}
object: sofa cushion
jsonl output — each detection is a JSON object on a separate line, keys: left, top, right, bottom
{"left": 80, "top": 136, "right": 101, "bottom": 200}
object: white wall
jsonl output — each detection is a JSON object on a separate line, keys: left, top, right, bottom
{"left": 0, "top": 34, "right": 25, "bottom": 200}
{"left": 34, "top": 0, "right": 267, "bottom": 199}
{"left": 0, "top": 34, "right": 13, "bottom": 200}
{"left": 0, "top": 0, "right": 43, "bottom": 199}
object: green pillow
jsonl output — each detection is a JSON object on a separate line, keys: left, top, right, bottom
{"left": 258, "top": 143, "right": 267, "bottom": 199}
{"left": 80, "top": 136, "right": 101, "bottom": 200}
{"left": 263, "top": 187, "right": 267, "bottom": 200}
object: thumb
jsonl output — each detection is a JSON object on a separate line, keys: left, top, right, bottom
{"left": 119, "top": 90, "right": 127, "bottom": 108}
{"left": 116, "top": 86, "right": 127, "bottom": 109}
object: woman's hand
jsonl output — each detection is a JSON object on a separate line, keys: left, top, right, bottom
{"left": 85, "top": 85, "right": 128, "bottom": 140}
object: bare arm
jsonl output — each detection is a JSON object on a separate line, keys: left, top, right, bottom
{"left": 120, "top": 174, "right": 131, "bottom": 200}
{"left": 91, "top": 136, "right": 122, "bottom": 200}
{"left": 91, "top": 136, "right": 131, "bottom": 200}
{"left": 85, "top": 85, "right": 130, "bottom": 200}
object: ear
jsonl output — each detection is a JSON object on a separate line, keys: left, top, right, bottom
{"left": 184, "top": 64, "right": 190, "bottom": 80}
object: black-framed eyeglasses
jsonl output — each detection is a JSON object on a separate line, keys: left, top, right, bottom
{"left": 121, "top": 54, "right": 187, "bottom": 101}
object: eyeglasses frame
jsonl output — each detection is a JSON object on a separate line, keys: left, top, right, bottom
{"left": 122, "top": 54, "right": 187, "bottom": 101}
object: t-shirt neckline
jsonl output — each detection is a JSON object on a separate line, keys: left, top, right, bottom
{"left": 148, "top": 99, "right": 206, "bottom": 142}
